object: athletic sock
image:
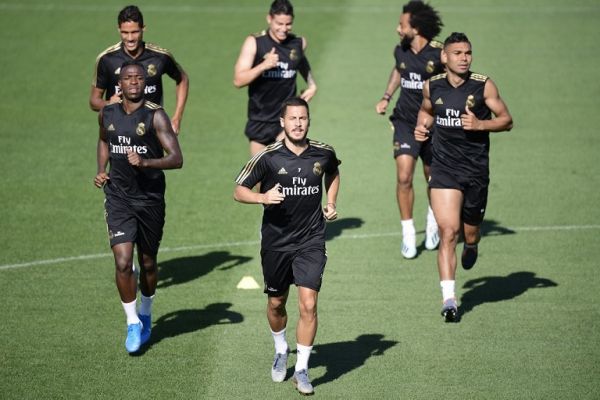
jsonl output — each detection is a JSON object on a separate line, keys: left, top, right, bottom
{"left": 440, "top": 280, "right": 455, "bottom": 302}
{"left": 121, "top": 299, "right": 140, "bottom": 325}
{"left": 139, "top": 294, "right": 155, "bottom": 316}
{"left": 426, "top": 206, "right": 437, "bottom": 228}
{"left": 401, "top": 219, "right": 416, "bottom": 235}
{"left": 295, "top": 343, "right": 313, "bottom": 372}
{"left": 271, "top": 328, "right": 289, "bottom": 355}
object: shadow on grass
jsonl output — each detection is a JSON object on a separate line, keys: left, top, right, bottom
{"left": 325, "top": 217, "right": 364, "bottom": 241}
{"left": 481, "top": 219, "right": 516, "bottom": 237}
{"left": 414, "top": 219, "right": 515, "bottom": 257}
{"left": 296, "top": 334, "right": 397, "bottom": 386}
{"left": 133, "top": 303, "right": 243, "bottom": 356}
{"left": 158, "top": 251, "right": 252, "bottom": 288}
{"left": 459, "top": 272, "right": 557, "bottom": 319}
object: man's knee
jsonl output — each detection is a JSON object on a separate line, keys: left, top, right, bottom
{"left": 298, "top": 296, "right": 318, "bottom": 320}
{"left": 114, "top": 254, "right": 133, "bottom": 274}
{"left": 268, "top": 296, "right": 288, "bottom": 315}
{"left": 439, "top": 225, "right": 460, "bottom": 244}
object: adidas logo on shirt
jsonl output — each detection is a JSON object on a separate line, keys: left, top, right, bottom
{"left": 435, "top": 97, "right": 444, "bottom": 105}
{"left": 107, "top": 124, "right": 115, "bottom": 131}
{"left": 278, "top": 167, "right": 288, "bottom": 175}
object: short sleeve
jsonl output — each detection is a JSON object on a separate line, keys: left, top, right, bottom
{"left": 235, "top": 153, "right": 268, "bottom": 189}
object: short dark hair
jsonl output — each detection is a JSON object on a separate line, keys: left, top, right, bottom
{"left": 119, "top": 61, "right": 145, "bottom": 79}
{"left": 281, "top": 97, "right": 309, "bottom": 118}
{"left": 443, "top": 32, "right": 471, "bottom": 48}
{"left": 118, "top": 5, "right": 144, "bottom": 27}
{"left": 402, "top": 1, "right": 443, "bottom": 41}
{"left": 269, "top": 0, "right": 294, "bottom": 17}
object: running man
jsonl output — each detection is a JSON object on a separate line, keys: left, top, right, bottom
{"left": 234, "top": 97, "right": 340, "bottom": 395}
{"left": 415, "top": 32, "right": 513, "bottom": 321}
{"left": 94, "top": 61, "right": 183, "bottom": 352}
{"left": 375, "top": 0, "right": 444, "bottom": 259}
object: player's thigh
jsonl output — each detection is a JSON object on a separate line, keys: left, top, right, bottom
{"left": 133, "top": 202, "right": 165, "bottom": 258}
{"left": 392, "top": 119, "right": 421, "bottom": 159}
{"left": 261, "top": 249, "right": 295, "bottom": 297}
{"left": 461, "top": 177, "right": 489, "bottom": 227}
{"left": 428, "top": 168, "right": 464, "bottom": 230}
{"left": 292, "top": 246, "right": 327, "bottom": 292}
{"left": 245, "top": 120, "right": 282, "bottom": 146}
{"left": 104, "top": 196, "right": 137, "bottom": 248}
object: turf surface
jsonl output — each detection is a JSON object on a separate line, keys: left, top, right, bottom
{"left": 1, "top": 1, "right": 599, "bottom": 398}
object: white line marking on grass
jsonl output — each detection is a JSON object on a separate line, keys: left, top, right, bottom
{"left": 1, "top": 224, "right": 599, "bottom": 271}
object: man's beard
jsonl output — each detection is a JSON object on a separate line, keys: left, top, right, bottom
{"left": 400, "top": 35, "right": 413, "bottom": 51}
{"left": 284, "top": 129, "right": 308, "bottom": 146}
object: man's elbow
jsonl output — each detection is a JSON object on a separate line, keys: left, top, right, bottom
{"left": 89, "top": 99, "right": 100, "bottom": 112}
{"left": 178, "top": 73, "right": 189, "bottom": 88}
{"left": 173, "top": 155, "right": 183, "bottom": 169}
{"left": 233, "top": 188, "right": 242, "bottom": 202}
{"left": 504, "top": 117, "right": 514, "bottom": 132}
{"left": 233, "top": 78, "right": 244, "bottom": 88}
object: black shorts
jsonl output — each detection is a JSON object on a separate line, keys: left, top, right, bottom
{"left": 104, "top": 195, "right": 165, "bottom": 256}
{"left": 260, "top": 246, "right": 327, "bottom": 297}
{"left": 391, "top": 118, "right": 432, "bottom": 163}
{"left": 244, "top": 120, "right": 283, "bottom": 145}
{"left": 428, "top": 166, "right": 489, "bottom": 226}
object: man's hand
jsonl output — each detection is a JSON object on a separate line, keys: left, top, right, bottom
{"left": 94, "top": 172, "right": 109, "bottom": 188}
{"left": 261, "top": 47, "right": 279, "bottom": 70}
{"left": 108, "top": 91, "right": 121, "bottom": 105}
{"left": 375, "top": 99, "right": 389, "bottom": 115}
{"left": 261, "top": 183, "right": 285, "bottom": 204}
{"left": 323, "top": 203, "right": 338, "bottom": 221}
{"left": 300, "top": 86, "right": 317, "bottom": 102}
{"left": 171, "top": 117, "right": 181, "bottom": 135}
{"left": 461, "top": 106, "right": 481, "bottom": 131}
{"left": 414, "top": 120, "right": 431, "bottom": 142}
{"left": 127, "top": 150, "right": 143, "bottom": 167}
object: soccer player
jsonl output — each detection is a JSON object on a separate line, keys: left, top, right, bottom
{"left": 375, "top": 1, "right": 444, "bottom": 259}
{"left": 90, "top": 5, "right": 189, "bottom": 134}
{"left": 94, "top": 61, "right": 183, "bottom": 352}
{"left": 414, "top": 32, "right": 513, "bottom": 322}
{"left": 233, "top": 0, "right": 317, "bottom": 156}
{"left": 233, "top": 97, "right": 340, "bottom": 395}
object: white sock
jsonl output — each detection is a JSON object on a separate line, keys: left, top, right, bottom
{"left": 139, "top": 294, "right": 154, "bottom": 316}
{"left": 426, "top": 206, "right": 437, "bottom": 228}
{"left": 121, "top": 299, "right": 140, "bottom": 325}
{"left": 271, "top": 328, "right": 288, "bottom": 354}
{"left": 401, "top": 219, "right": 416, "bottom": 237}
{"left": 440, "top": 280, "right": 455, "bottom": 301}
{"left": 295, "top": 343, "right": 313, "bottom": 372}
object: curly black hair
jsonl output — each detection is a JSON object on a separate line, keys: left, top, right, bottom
{"left": 402, "top": 1, "right": 443, "bottom": 41}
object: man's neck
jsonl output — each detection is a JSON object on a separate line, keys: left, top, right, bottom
{"left": 410, "top": 36, "right": 428, "bottom": 54}
{"left": 446, "top": 71, "right": 469, "bottom": 88}
{"left": 122, "top": 98, "right": 144, "bottom": 115}
{"left": 284, "top": 138, "right": 308, "bottom": 155}
{"left": 123, "top": 44, "right": 143, "bottom": 59}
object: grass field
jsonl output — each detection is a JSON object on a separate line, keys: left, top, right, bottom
{"left": 1, "top": 0, "right": 600, "bottom": 398}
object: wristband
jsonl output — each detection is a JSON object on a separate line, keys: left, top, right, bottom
{"left": 381, "top": 93, "right": 392, "bottom": 101}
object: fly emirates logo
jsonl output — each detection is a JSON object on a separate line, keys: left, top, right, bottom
{"left": 401, "top": 72, "right": 424, "bottom": 90}
{"left": 436, "top": 108, "right": 463, "bottom": 128}
{"left": 113, "top": 85, "right": 158, "bottom": 95}
{"left": 281, "top": 177, "right": 319, "bottom": 196}
{"left": 110, "top": 135, "right": 148, "bottom": 154}
{"left": 262, "top": 61, "right": 297, "bottom": 79}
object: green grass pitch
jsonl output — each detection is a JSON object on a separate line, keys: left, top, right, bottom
{"left": 1, "top": 0, "right": 599, "bottom": 398}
